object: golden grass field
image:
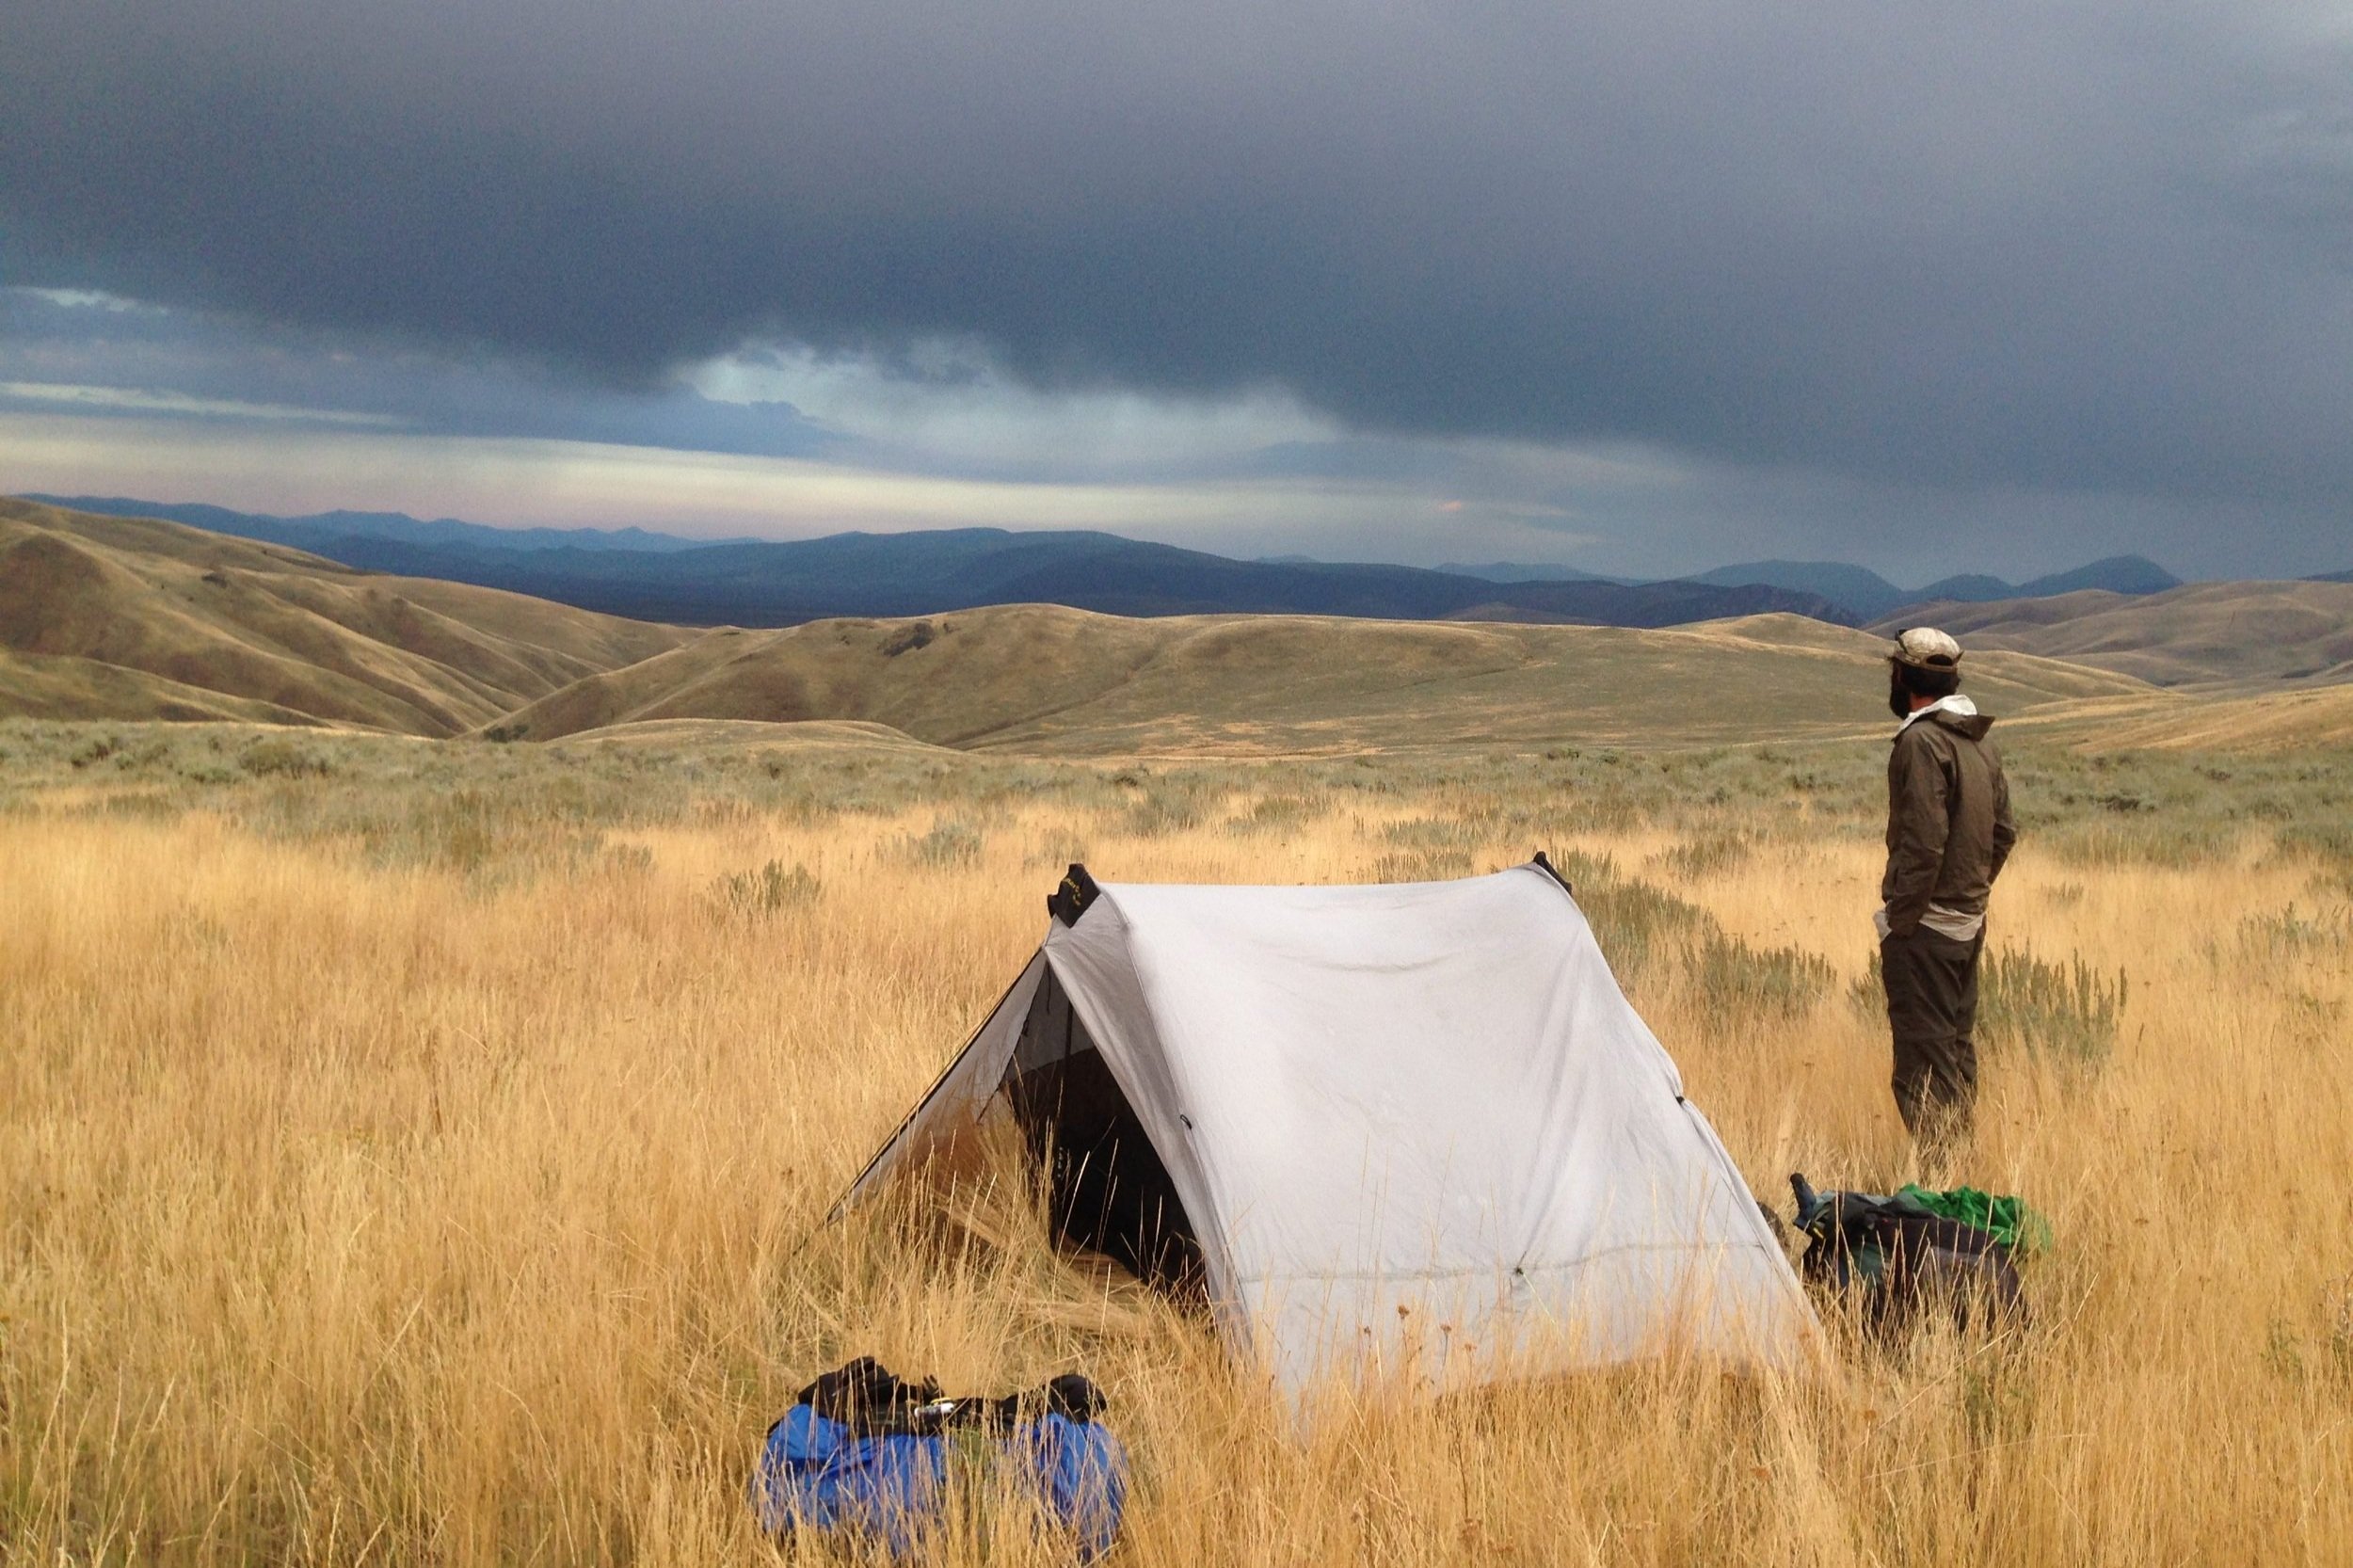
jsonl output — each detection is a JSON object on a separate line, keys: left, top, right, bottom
{"left": 4, "top": 713, "right": 2351, "bottom": 1564}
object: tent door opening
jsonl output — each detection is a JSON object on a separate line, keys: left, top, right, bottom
{"left": 1004, "top": 969, "right": 1205, "bottom": 1292}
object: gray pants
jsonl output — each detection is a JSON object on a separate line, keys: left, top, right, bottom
{"left": 1881, "top": 926, "right": 1982, "bottom": 1144}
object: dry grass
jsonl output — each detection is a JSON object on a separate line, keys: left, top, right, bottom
{"left": 4, "top": 727, "right": 2352, "bottom": 1564}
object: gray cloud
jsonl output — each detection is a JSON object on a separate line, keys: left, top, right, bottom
{"left": 0, "top": 286, "right": 834, "bottom": 456}
{"left": 6, "top": 0, "right": 2352, "bottom": 543}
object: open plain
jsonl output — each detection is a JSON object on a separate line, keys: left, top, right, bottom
{"left": 15, "top": 0, "right": 2353, "bottom": 1553}
{"left": 4, "top": 692, "right": 2350, "bottom": 1563}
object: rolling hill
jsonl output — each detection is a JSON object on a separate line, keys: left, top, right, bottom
{"left": 27, "top": 496, "right": 2351, "bottom": 754}
{"left": 0, "top": 498, "right": 689, "bottom": 735}
{"left": 2051, "top": 681, "right": 2353, "bottom": 752}
{"left": 481, "top": 604, "right": 2151, "bottom": 756}
{"left": 1872, "top": 580, "right": 2353, "bottom": 688}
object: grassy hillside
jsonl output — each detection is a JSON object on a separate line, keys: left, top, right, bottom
{"left": 25, "top": 497, "right": 2353, "bottom": 754}
{"left": 2049, "top": 680, "right": 2353, "bottom": 752}
{"left": 0, "top": 498, "right": 689, "bottom": 735}
{"left": 488, "top": 606, "right": 2151, "bottom": 755}
{"left": 1877, "top": 580, "right": 2353, "bottom": 688}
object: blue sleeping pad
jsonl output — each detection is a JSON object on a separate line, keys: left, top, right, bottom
{"left": 751, "top": 1400, "right": 1127, "bottom": 1560}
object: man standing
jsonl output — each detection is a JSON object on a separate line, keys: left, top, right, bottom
{"left": 1878, "top": 628, "right": 2016, "bottom": 1149}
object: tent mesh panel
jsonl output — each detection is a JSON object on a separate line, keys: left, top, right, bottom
{"left": 1006, "top": 975, "right": 1206, "bottom": 1293}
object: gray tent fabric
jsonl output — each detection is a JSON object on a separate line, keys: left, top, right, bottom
{"left": 841, "top": 863, "right": 1818, "bottom": 1395}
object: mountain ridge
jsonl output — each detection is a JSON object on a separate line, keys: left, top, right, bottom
{"left": 28, "top": 495, "right": 762, "bottom": 554}
{"left": 33, "top": 495, "right": 2198, "bottom": 626}
{"left": 28, "top": 498, "right": 1851, "bottom": 630}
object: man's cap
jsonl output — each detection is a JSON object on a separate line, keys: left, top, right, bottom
{"left": 1889, "top": 626, "right": 1962, "bottom": 669}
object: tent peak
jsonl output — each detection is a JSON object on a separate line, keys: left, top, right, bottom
{"left": 1048, "top": 863, "right": 1101, "bottom": 926}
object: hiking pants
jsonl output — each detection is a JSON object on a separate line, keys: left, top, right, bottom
{"left": 1881, "top": 926, "right": 1982, "bottom": 1143}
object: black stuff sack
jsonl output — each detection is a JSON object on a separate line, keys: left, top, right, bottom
{"left": 1790, "top": 1174, "right": 2027, "bottom": 1335}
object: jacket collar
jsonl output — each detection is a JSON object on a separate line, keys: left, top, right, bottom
{"left": 1897, "top": 693, "right": 1979, "bottom": 736}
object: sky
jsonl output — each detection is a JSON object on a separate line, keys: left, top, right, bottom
{"left": 4, "top": 0, "right": 2350, "bottom": 583}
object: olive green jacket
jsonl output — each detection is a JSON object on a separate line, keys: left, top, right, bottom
{"left": 1881, "top": 702, "right": 2017, "bottom": 937}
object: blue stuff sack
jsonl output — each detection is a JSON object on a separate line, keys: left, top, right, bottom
{"left": 751, "top": 1359, "right": 1127, "bottom": 1561}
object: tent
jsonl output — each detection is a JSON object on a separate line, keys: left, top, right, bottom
{"left": 840, "top": 859, "right": 1817, "bottom": 1395}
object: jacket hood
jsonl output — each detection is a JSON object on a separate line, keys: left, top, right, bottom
{"left": 1939, "top": 706, "right": 1995, "bottom": 739}
{"left": 1896, "top": 693, "right": 1995, "bottom": 743}
{"left": 1922, "top": 707, "right": 1995, "bottom": 742}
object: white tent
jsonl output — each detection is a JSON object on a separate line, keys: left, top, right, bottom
{"left": 841, "top": 860, "right": 1817, "bottom": 1395}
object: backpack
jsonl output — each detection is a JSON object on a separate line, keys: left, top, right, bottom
{"left": 1790, "top": 1174, "right": 2028, "bottom": 1334}
{"left": 751, "top": 1357, "right": 1127, "bottom": 1561}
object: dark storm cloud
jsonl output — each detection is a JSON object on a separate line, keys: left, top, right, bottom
{"left": 7, "top": 0, "right": 2352, "bottom": 511}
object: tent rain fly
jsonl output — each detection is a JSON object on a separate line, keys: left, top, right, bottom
{"left": 837, "top": 861, "right": 1817, "bottom": 1395}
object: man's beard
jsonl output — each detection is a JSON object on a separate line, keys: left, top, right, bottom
{"left": 1888, "top": 669, "right": 1913, "bottom": 719}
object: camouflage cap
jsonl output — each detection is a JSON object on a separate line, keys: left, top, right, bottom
{"left": 1889, "top": 626, "right": 1962, "bottom": 669}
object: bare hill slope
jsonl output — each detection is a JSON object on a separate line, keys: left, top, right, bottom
{"left": 1874, "top": 581, "right": 2353, "bottom": 688}
{"left": 489, "top": 605, "right": 2152, "bottom": 756}
{"left": 2057, "top": 680, "right": 2353, "bottom": 752}
{"left": 0, "top": 499, "right": 689, "bottom": 734}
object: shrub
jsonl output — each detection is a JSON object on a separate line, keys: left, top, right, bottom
{"left": 1370, "top": 848, "right": 1473, "bottom": 883}
{"left": 603, "top": 842, "right": 656, "bottom": 877}
{"left": 1680, "top": 930, "right": 1833, "bottom": 1026}
{"left": 1575, "top": 877, "right": 1709, "bottom": 981}
{"left": 422, "top": 791, "right": 500, "bottom": 873}
{"left": 2274, "top": 822, "right": 2353, "bottom": 872}
{"left": 2232, "top": 904, "right": 2351, "bottom": 960}
{"left": 1977, "top": 947, "right": 2129, "bottom": 1063}
{"left": 712, "top": 858, "right": 821, "bottom": 918}
{"left": 240, "top": 737, "right": 333, "bottom": 778}
{"left": 1651, "top": 833, "right": 1753, "bottom": 880}
{"left": 1852, "top": 944, "right": 2127, "bottom": 1064}
{"left": 893, "top": 819, "right": 984, "bottom": 869}
{"left": 1232, "top": 794, "right": 1314, "bottom": 832}
{"left": 1123, "top": 787, "right": 1207, "bottom": 838}
{"left": 1023, "top": 832, "right": 1092, "bottom": 871}
{"left": 1381, "top": 815, "right": 1490, "bottom": 856}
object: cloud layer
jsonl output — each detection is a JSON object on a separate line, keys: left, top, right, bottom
{"left": 11, "top": 2, "right": 2353, "bottom": 504}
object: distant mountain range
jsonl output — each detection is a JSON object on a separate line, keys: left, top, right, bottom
{"left": 26, "top": 494, "right": 2228, "bottom": 629}
{"left": 28, "top": 496, "right": 1847, "bottom": 629}
{"left": 1434, "top": 562, "right": 1632, "bottom": 584}
{"left": 1677, "top": 556, "right": 2186, "bottom": 621}
{"left": 33, "top": 498, "right": 763, "bottom": 554}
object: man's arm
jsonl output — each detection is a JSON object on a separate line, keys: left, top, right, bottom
{"left": 1988, "top": 749, "right": 2017, "bottom": 884}
{"left": 1882, "top": 732, "right": 1950, "bottom": 937}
